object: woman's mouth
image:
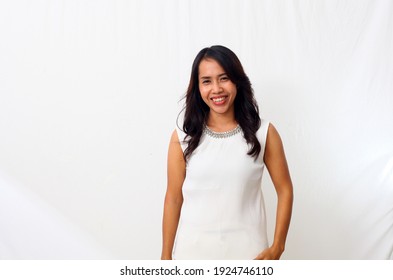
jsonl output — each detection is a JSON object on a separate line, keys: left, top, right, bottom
{"left": 211, "top": 96, "right": 227, "bottom": 105}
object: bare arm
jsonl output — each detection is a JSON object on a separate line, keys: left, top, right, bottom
{"left": 255, "top": 123, "right": 294, "bottom": 260}
{"left": 161, "top": 130, "right": 186, "bottom": 260}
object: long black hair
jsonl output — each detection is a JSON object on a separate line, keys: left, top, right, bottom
{"left": 178, "top": 45, "right": 261, "bottom": 162}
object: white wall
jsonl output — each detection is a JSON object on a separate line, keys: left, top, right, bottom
{"left": 0, "top": 0, "right": 392, "bottom": 259}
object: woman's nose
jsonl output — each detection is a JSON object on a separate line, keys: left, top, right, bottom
{"left": 212, "top": 81, "right": 222, "bottom": 93}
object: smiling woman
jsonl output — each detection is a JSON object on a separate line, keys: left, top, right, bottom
{"left": 198, "top": 59, "right": 238, "bottom": 118}
{"left": 161, "top": 45, "right": 294, "bottom": 260}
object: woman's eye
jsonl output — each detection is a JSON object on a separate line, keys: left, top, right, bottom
{"left": 220, "top": 76, "right": 229, "bottom": 81}
{"left": 202, "top": 80, "right": 210, "bottom": 84}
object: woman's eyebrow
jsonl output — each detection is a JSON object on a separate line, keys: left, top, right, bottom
{"left": 199, "top": 73, "right": 227, "bottom": 79}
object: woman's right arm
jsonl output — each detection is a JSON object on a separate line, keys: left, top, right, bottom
{"left": 161, "top": 130, "right": 186, "bottom": 260}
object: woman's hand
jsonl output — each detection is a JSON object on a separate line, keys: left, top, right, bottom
{"left": 253, "top": 245, "right": 284, "bottom": 260}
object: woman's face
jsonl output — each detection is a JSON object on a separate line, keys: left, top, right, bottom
{"left": 198, "top": 58, "right": 237, "bottom": 118}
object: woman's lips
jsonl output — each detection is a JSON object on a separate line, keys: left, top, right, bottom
{"left": 211, "top": 96, "right": 227, "bottom": 105}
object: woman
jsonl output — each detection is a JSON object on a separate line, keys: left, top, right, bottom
{"left": 161, "top": 45, "right": 293, "bottom": 260}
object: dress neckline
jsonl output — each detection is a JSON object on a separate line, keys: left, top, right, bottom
{"left": 203, "top": 124, "right": 241, "bottom": 139}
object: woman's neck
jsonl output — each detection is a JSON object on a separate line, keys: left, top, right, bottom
{"left": 206, "top": 112, "right": 237, "bottom": 132}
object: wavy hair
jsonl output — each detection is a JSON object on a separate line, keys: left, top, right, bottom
{"left": 178, "top": 45, "right": 261, "bottom": 162}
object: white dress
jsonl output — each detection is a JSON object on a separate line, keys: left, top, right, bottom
{"left": 173, "top": 119, "right": 270, "bottom": 260}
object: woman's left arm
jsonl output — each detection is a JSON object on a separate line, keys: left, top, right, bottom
{"left": 255, "top": 123, "right": 294, "bottom": 260}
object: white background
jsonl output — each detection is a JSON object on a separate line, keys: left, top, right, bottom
{"left": 0, "top": 0, "right": 392, "bottom": 259}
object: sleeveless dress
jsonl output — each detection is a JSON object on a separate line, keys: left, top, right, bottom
{"left": 173, "top": 119, "right": 270, "bottom": 260}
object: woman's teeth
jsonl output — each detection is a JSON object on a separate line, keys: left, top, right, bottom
{"left": 213, "top": 97, "right": 225, "bottom": 102}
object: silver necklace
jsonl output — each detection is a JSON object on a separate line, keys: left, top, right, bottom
{"left": 203, "top": 124, "right": 241, "bottom": 139}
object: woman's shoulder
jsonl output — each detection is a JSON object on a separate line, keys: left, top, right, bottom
{"left": 264, "top": 121, "right": 285, "bottom": 156}
{"left": 256, "top": 119, "right": 270, "bottom": 141}
{"left": 172, "top": 126, "right": 187, "bottom": 153}
{"left": 260, "top": 120, "right": 282, "bottom": 143}
{"left": 260, "top": 118, "right": 270, "bottom": 130}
